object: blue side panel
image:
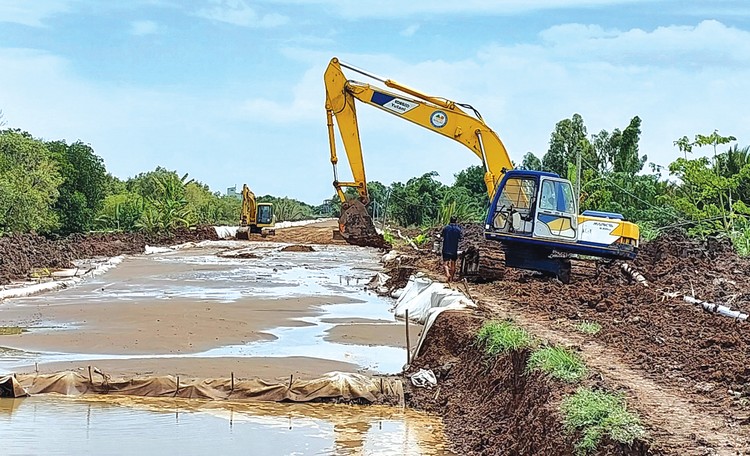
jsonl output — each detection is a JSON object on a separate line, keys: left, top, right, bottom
{"left": 537, "top": 214, "right": 558, "bottom": 224}
{"left": 581, "top": 210, "right": 624, "bottom": 220}
{"left": 485, "top": 231, "right": 637, "bottom": 260}
{"left": 371, "top": 92, "right": 394, "bottom": 106}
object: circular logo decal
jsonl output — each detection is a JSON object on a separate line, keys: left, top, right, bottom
{"left": 430, "top": 110, "right": 447, "bottom": 128}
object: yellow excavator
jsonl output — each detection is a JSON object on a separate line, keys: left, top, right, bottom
{"left": 236, "top": 184, "right": 275, "bottom": 239}
{"left": 324, "top": 57, "right": 640, "bottom": 281}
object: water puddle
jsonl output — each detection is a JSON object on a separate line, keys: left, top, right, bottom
{"left": 0, "top": 395, "right": 453, "bottom": 455}
{"left": 198, "top": 300, "right": 408, "bottom": 373}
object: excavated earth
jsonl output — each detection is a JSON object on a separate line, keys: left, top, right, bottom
{"left": 0, "top": 226, "right": 218, "bottom": 285}
{"left": 395, "top": 224, "right": 750, "bottom": 455}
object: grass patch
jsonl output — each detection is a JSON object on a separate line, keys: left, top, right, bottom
{"left": 574, "top": 320, "right": 602, "bottom": 335}
{"left": 0, "top": 326, "right": 27, "bottom": 335}
{"left": 526, "top": 346, "right": 588, "bottom": 382}
{"left": 476, "top": 320, "right": 534, "bottom": 356}
{"left": 561, "top": 387, "right": 645, "bottom": 455}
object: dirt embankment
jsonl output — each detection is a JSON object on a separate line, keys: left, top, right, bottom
{"left": 266, "top": 221, "right": 347, "bottom": 246}
{"left": 0, "top": 226, "right": 218, "bottom": 285}
{"left": 394, "top": 225, "right": 750, "bottom": 454}
{"left": 413, "top": 225, "right": 750, "bottom": 403}
{"left": 404, "top": 312, "right": 652, "bottom": 456}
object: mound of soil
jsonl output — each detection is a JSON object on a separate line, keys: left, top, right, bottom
{"left": 405, "top": 311, "right": 652, "bottom": 456}
{"left": 269, "top": 221, "right": 347, "bottom": 245}
{"left": 0, "top": 225, "right": 219, "bottom": 285}
{"left": 280, "top": 245, "right": 316, "bottom": 252}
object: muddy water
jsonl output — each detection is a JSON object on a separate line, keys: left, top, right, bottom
{"left": 0, "top": 242, "right": 410, "bottom": 374}
{"left": 0, "top": 395, "right": 453, "bottom": 455}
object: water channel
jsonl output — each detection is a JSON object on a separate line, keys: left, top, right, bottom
{"left": 0, "top": 395, "right": 452, "bottom": 455}
{"left": 0, "top": 241, "right": 449, "bottom": 454}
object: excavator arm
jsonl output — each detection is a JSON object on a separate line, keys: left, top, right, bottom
{"left": 325, "top": 57, "right": 513, "bottom": 203}
{"left": 325, "top": 57, "right": 514, "bottom": 247}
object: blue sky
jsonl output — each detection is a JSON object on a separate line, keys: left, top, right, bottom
{"left": 1, "top": 0, "right": 749, "bottom": 204}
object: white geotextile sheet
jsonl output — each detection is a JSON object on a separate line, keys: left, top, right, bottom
{"left": 0, "top": 256, "right": 124, "bottom": 301}
{"left": 392, "top": 274, "right": 475, "bottom": 324}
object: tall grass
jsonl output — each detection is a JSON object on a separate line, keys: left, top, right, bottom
{"left": 526, "top": 346, "right": 588, "bottom": 382}
{"left": 561, "top": 388, "right": 645, "bottom": 455}
{"left": 476, "top": 320, "right": 534, "bottom": 356}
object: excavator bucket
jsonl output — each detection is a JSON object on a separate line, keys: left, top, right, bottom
{"left": 236, "top": 226, "right": 250, "bottom": 240}
{"left": 338, "top": 200, "right": 390, "bottom": 249}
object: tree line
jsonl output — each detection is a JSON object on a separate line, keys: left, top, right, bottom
{"left": 2, "top": 113, "right": 748, "bottom": 255}
{"left": 0, "top": 128, "right": 318, "bottom": 236}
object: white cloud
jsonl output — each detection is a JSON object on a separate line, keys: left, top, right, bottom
{"left": 194, "top": 0, "right": 288, "bottom": 27}
{"left": 0, "top": 47, "right": 337, "bottom": 203}
{"left": 539, "top": 20, "right": 750, "bottom": 66}
{"left": 130, "top": 20, "right": 161, "bottom": 36}
{"left": 400, "top": 24, "right": 420, "bottom": 37}
{"left": 267, "top": 0, "right": 655, "bottom": 18}
{"left": 0, "top": 0, "right": 73, "bottom": 26}
{"left": 238, "top": 66, "right": 321, "bottom": 122}
{"left": 2, "top": 18, "right": 749, "bottom": 204}
{"left": 256, "top": 19, "right": 750, "bottom": 194}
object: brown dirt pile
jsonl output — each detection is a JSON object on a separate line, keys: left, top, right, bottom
{"left": 634, "top": 232, "right": 750, "bottom": 308}
{"left": 405, "top": 311, "right": 653, "bottom": 456}
{"left": 268, "top": 222, "right": 348, "bottom": 245}
{"left": 280, "top": 245, "right": 316, "bottom": 252}
{"left": 0, "top": 225, "right": 218, "bottom": 285}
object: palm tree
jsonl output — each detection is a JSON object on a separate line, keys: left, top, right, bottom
{"left": 714, "top": 144, "right": 749, "bottom": 177}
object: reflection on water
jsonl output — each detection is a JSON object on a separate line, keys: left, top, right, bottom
{"left": 0, "top": 395, "right": 453, "bottom": 456}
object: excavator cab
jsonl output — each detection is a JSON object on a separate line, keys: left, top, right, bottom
{"left": 489, "top": 171, "right": 578, "bottom": 240}
{"left": 257, "top": 203, "right": 274, "bottom": 226}
{"left": 486, "top": 169, "right": 636, "bottom": 282}
{"left": 485, "top": 170, "right": 578, "bottom": 281}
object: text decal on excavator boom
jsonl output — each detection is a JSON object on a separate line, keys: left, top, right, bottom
{"left": 371, "top": 92, "right": 418, "bottom": 115}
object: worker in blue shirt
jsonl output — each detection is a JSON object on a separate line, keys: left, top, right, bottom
{"left": 440, "top": 215, "right": 462, "bottom": 282}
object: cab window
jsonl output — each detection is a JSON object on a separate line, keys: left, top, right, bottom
{"left": 497, "top": 177, "right": 536, "bottom": 210}
{"left": 257, "top": 205, "right": 273, "bottom": 224}
{"left": 539, "top": 179, "right": 575, "bottom": 213}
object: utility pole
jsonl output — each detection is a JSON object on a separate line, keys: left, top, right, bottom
{"left": 575, "top": 145, "right": 582, "bottom": 206}
{"left": 381, "top": 189, "right": 392, "bottom": 230}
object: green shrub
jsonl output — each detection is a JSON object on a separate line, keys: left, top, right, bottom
{"left": 561, "top": 388, "right": 645, "bottom": 455}
{"left": 526, "top": 346, "right": 587, "bottom": 382}
{"left": 476, "top": 320, "right": 534, "bottom": 356}
{"left": 382, "top": 229, "right": 395, "bottom": 245}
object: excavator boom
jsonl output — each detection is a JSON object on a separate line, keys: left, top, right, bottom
{"left": 325, "top": 57, "right": 511, "bottom": 247}
{"left": 325, "top": 58, "right": 512, "bottom": 203}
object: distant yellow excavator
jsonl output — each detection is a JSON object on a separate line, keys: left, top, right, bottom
{"left": 324, "top": 57, "right": 640, "bottom": 282}
{"left": 236, "top": 184, "right": 275, "bottom": 239}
